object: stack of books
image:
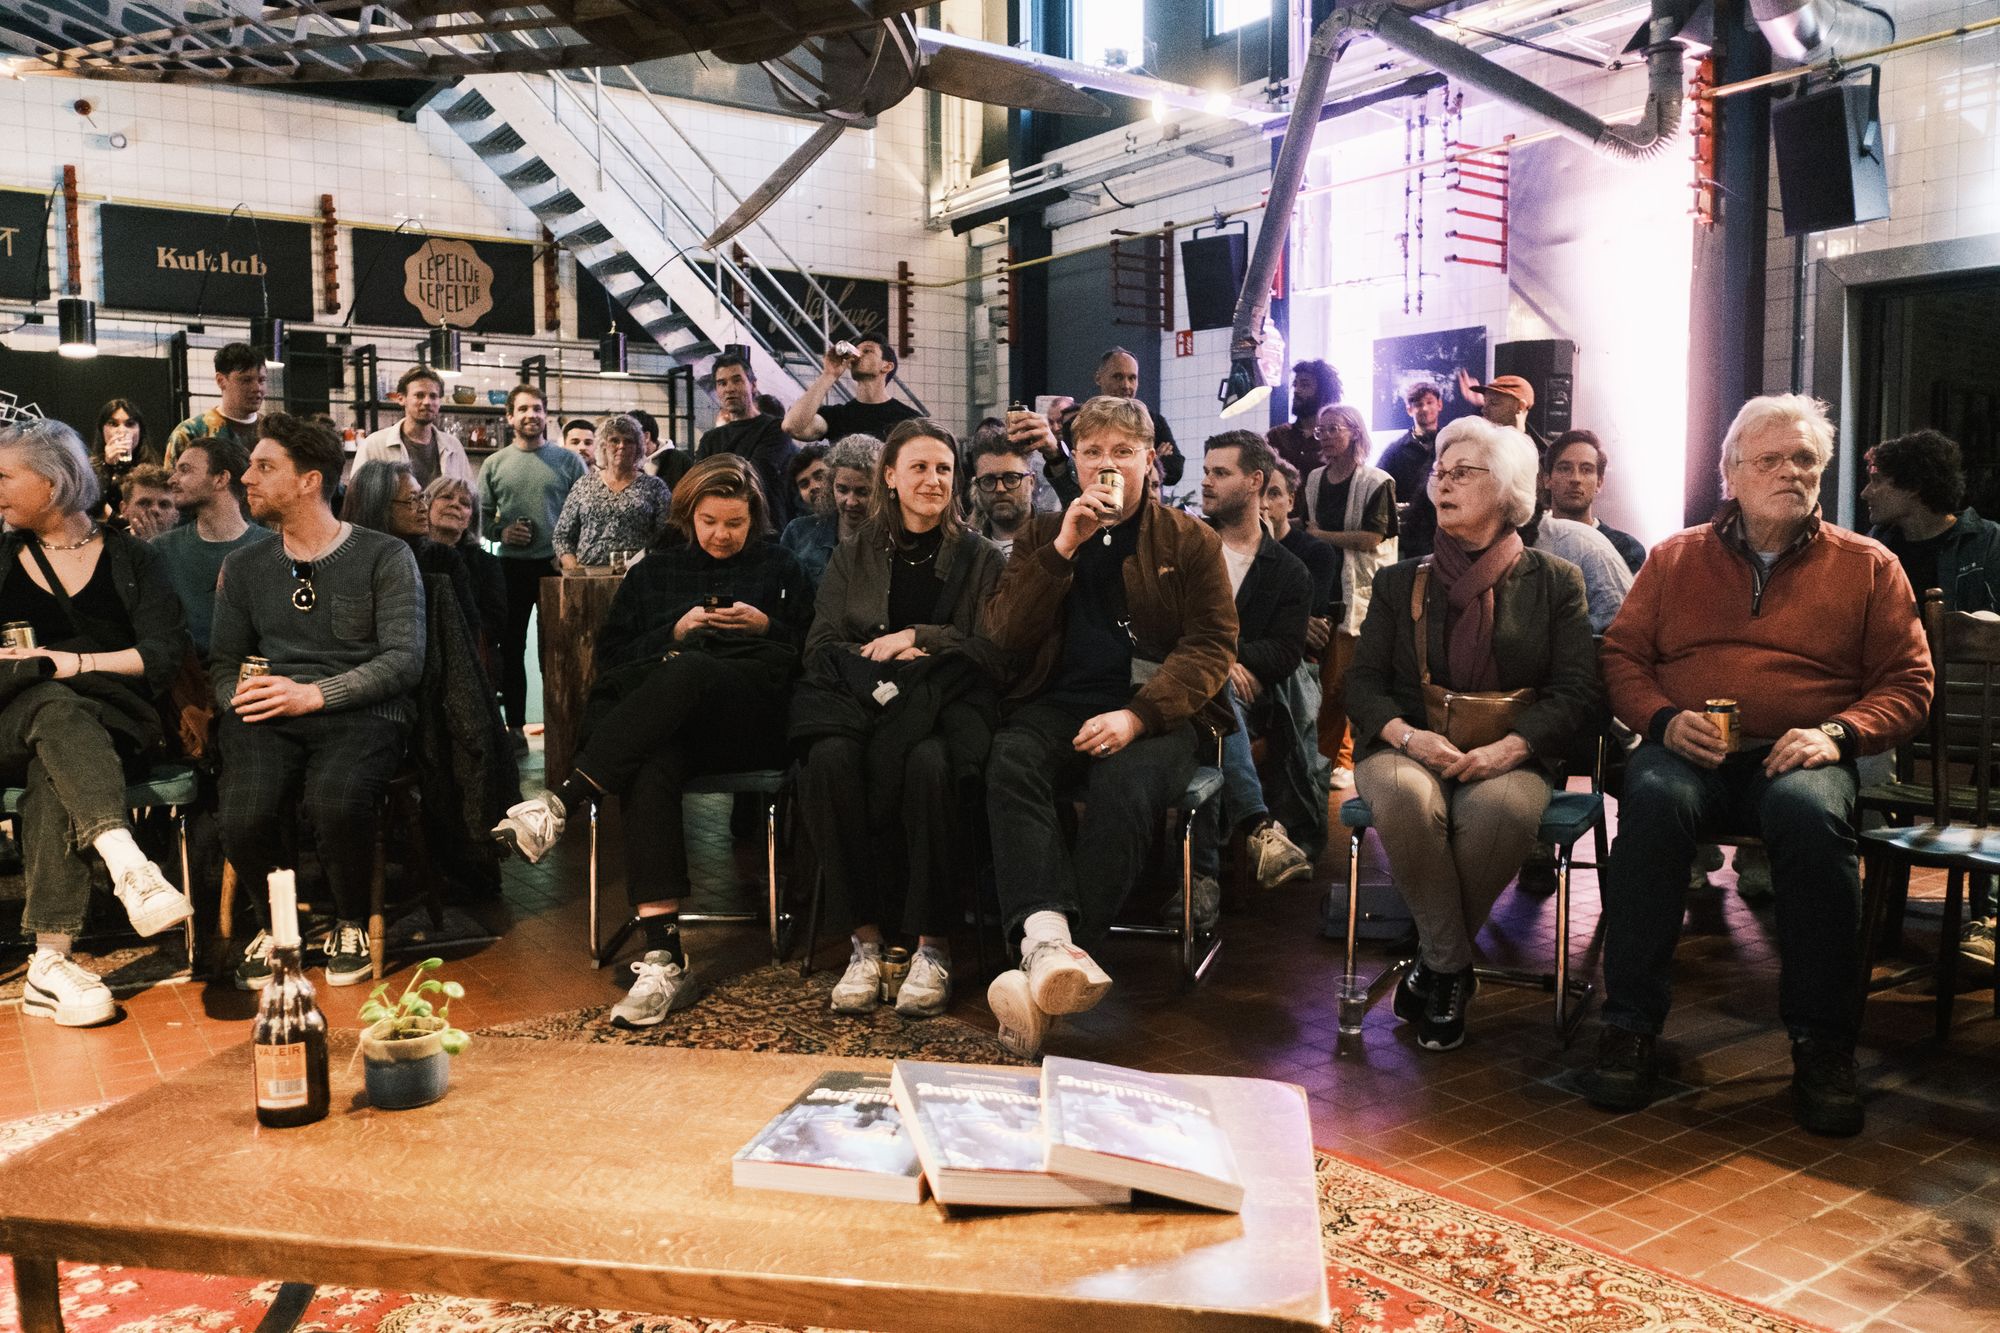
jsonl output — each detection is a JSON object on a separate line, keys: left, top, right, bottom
{"left": 732, "top": 1056, "right": 1243, "bottom": 1212}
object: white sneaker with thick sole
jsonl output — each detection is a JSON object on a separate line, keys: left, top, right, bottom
{"left": 609, "top": 951, "right": 702, "bottom": 1029}
{"left": 1248, "top": 821, "right": 1313, "bottom": 889}
{"left": 23, "top": 952, "right": 116, "bottom": 1027}
{"left": 830, "top": 942, "right": 884, "bottom": 1015}
{"left": 895, "top": 948, "right": 951, "bottom": 1019}
{"left": 492, "top": 797, "right": 565, "bottom": 864}
{"left": 986, "top": 969, "right": 1050, "bottom": 1058}
{"left": 114, "top": 862, "right": 194, "bottom": 938}
{"left": 1020, "top": 937, "right": 1111, "bottom": 1016}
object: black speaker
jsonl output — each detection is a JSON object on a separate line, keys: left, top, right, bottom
{"left": 1772, "top": 74, "right": 1888, "bottom": 237}
{"left": 1493, "top": 338, "right": 1576, "bottom": 441}
{"left": 1180, "top": 230, "right": 1247, "bottom": 333}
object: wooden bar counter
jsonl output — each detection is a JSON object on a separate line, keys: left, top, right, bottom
{"left": 537, "top": 569, "right": 624, "bottom": 786}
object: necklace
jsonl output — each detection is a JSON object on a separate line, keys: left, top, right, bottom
{"left": 39, "top": 524, "right": 99, "bottom": 552}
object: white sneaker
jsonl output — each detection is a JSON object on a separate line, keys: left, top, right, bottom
{"left": 1249, "top": 820, "right": 1313, "bottom": 889}
{"left": 895, "top": 947, "right": 951, "bottom": 1019}
{"left": 23, "top": 952, "right": 116, "bottom": 1027}
{"left": 830, "top": 941, "right": 884, "bottom": 1015}
{"left": 986, "top": 969, "right": 1050, "bottom": 1059}
{"left": 492, "top": 796, "right": 565, "bottom": 864}
{"left": 1960, "top": 919, "right": 1995, "bottom": 971}
{"left": 1330, "top": 766, "right": 1355, "bottom": 791}
{"left": 1020, "top": 937, "right": 1111, "bottom": 1016}
{"left": 609, "top": 951, "right": 701, "bottom": 1029}
{"left": 114, "top": 862, "right": 193, "bottom": 938}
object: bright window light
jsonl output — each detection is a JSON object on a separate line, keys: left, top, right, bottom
{"left": 1071, "top": 0, "right": 1146, "bottom": 69}
{"left": 1210, "top": 0, "right": 1267, "bottom": 36}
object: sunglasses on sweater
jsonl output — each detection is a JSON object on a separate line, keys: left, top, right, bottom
{"left": 291, "top": 560, "right": 317, "bottom": 613}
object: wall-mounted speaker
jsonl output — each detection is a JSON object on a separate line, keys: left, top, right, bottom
{"left": 1493, "top": 337, "right": 1576, "bottom": 441}
{"left": 1180, "top": 230, "right": 1248, "bottom": 333}
{"left": 1772, "top": 72, "right": 1889, "bottom": 237}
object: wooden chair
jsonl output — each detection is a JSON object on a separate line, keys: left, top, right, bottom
{"left": 1857, "top": 596, "right": 2000, "bottom": 1036}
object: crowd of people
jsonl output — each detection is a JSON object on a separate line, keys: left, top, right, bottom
{"left": 10, "top": 330, "right": 1994, "bottom": 1141}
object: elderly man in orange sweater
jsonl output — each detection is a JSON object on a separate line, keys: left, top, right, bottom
{"left": 1584, "top": 394, "right": 1932, "bottom": 1137}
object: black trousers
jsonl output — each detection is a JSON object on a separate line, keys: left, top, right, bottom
{"left": 985, "top": 699, "right": 1197, "bottom": 950}
{"left": 799, "top": 734, "right": 957, "bottom": 939}
{"left": 1, "top": 683, "right": 142, "bottom": 938}
{"left": 498, "top": 555, "right": 554, "bottom": 729}
{"left": 571, "top": 653, "right": 788, "bottom": 906}
{"left": 217, "top": 710, "right": 407, "bottom": 923}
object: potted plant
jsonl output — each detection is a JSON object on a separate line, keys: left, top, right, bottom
{"left": 357, "top": 958, "right": 471, "bottom": 1110}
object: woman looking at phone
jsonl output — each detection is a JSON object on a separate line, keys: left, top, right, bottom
{"left": 493, "top": 456, "right": 811, "bottom": 1027}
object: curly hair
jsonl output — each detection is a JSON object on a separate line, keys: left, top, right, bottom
{"left": 1867, "top": 430, "right": 1966, "bottom": 516}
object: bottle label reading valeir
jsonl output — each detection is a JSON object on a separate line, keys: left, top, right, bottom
{"left": 255, "top": 1042, "right": 309, "bottom": 1109}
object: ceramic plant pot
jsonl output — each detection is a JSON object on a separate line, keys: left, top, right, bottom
{"left": 360, "top": 1017, "right": 451, "bottom": 1109}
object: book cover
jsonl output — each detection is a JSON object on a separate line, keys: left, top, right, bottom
{"left": 891, "top": 1061, "right": 1128, "bottom": 1208}
{"left": 732, "top": 1070, "right": 925, "bottom": 1203}
{"left": 1041, "top": 1057, "right": 1245, "bottom": 1212}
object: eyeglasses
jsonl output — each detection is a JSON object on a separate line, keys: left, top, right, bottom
{"left": 1742, "top": 449, "right": 1825, "bottom": 475}
{"left": 1312, "top": 425, "right": 1351, "bottom": 439}
{"left": 290, "top": 560, "right": 316, "bottom": 613}
{"left": 391, "top": 495, "right": 427, "bottom": 511}
{"left": 1434, "top": 464, "right": 1491, "bottom": 486}
{"left": 1075, "top": 445, "right": 1143, "bottom": 466}
{"left": 973, "top": 471, "right": 1031, "bottom": 492}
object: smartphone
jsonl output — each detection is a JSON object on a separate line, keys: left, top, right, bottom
{"left": 703, "top": 594, "right": 736, "bottom": 610}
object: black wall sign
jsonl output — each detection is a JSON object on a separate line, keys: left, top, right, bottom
{"left": 99, "top": 203, "right": 313, "bottom": 321}
{"left": 0, "top": 189, "right": 51, "bottom": 303}
{"left": 696, "top": 262, "right": 890, "bottom": 352}
{"left": 349, "top": 229, "right": 535, "bottom": 335}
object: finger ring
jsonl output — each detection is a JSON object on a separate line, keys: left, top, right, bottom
{"left": 1098, "top": 743, "right": 1110, "bottom": 753}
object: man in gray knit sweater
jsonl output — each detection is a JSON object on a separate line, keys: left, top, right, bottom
{"left": 210, "top": 413, "right": 426, "bottom": 989}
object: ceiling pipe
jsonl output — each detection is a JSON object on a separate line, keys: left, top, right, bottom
{"left": 1750, "top": 0, "right": 1894, "bottom": 64}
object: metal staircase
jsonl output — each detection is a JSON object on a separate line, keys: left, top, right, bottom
{"left": 434, "top": 70, "right": 925, "bottom": 412}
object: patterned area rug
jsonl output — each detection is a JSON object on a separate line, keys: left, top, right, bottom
{"left": 0, "top": 935, "right": 189, "bottom": 1004}
{"left": 0, "top": 967, "right": 1819, "bottom": 1333}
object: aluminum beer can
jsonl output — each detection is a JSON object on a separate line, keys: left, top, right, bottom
{"left": 1705, "top": 698, "right": 1739, "bottom": 753}
{"left": 238, "top": 656, "right": 272, "bottom": 692}
{"left": 879, "top": 946, "right": 911, "bottom": 1003}
{"left": 1097, "top": 466, "right": 1124, "bottom": 511}
{"left": 0, "top": 622, "right": 36, "bottom": 650}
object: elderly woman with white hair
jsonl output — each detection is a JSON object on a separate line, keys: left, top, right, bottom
{"left": 0, "top": 418, "right": 196, "bottom": 1026}
{"left": 1344, "top": 416, "right": 1603, "bottom": 1052}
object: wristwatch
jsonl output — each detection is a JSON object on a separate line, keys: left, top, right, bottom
{"left": 1819, "top": 719, "right": 1854, "bottom": 761}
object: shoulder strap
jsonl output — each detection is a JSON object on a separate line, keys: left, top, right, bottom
{"left": 1410, "top": 558, "right": 1432, "bottom": 684}
{"left": 22, "top": 537, "right": 84, "bottom": 638}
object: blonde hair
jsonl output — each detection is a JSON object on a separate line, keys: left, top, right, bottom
{"left": 1071, "top": 395, "right": 1155, "bottom": 449}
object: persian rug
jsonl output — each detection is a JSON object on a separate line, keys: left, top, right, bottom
{"left": 0, "top": 966, "right": 1821, "bottom": 1333}
{"left": 0, "top": 934, "right": 190, "bottom": 1004}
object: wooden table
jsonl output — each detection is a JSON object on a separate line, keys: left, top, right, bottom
{"left": 537, "top": 570, "right": 624, "bottom": 785}
{"left": 0, "top": 1039, "right": 1329, "bottom": 1333}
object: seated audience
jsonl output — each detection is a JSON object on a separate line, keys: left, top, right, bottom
{"left": 344, "top": 460, "right": 482, "bottom": 642}
{"left": 493, "top": 457, "right": 811, "bottom": 1027}
{"left": 781, "top": 433, "right": 881, "bottom": 589}
{"left": 165, "top": 341, "right": 266, "bottom": 468}
{"left": 1532, "top": 511, "right": 1634, "bottom": 634}
{"left": 212, "top": 414, "right": 427, "bottom": 989}
{"left": 699, "top": 353, "right": 797, "bottom": 525}
{"left": 561, "top": 417, "right": 599, "bottom": 469}
{"left": 0, "top": 419, "right": 196, "bottom": 1027}
{"left": 1302, "top": 403, "right": 1398, "bottom": 783}
{"left": 1544, "top": 430, "right": 1646, "bottom": 573}
{"left": 117, "top": 464, "right": 177, "bottom": 541}
{"left": 967, "top": 424, "right": 1040, "bottom": 557}
{"left": 90, "top": 398, "right": 158, "bottom": 524}
{"left": 423, "top": 476, "right": 506, "bottom": 673}
{"left": 553, "top": 415, "right": 672, "bottom": 571}
{"left": 158, "top": 435, "right": 273, "bottom": 660}
{"left": 786, "top": 443, "right": 830, "bottom": 519}
{"left": 1191, "top": 432, "right": 1317, "bottom": 917}
{"left": 793, "top": 419, "right": 1006, "bottom": 1019}
{"left": 1267, "top": 359, "right": 1343, "bottom": 484}
{"left": 352, "top": 367, "right": 475, "bottom": 488}
{"left": 1863, "top": 428, "right": 2000, "bottom": 614}
{"left": 981, "top": 396, "right": 1237, "bottom": 1058}
{"left": 1586, "top": 394, "right": 1931, "bottom": 1136}
{"left": 1345, "top": 417, "right": 1601, "bottom": 1051}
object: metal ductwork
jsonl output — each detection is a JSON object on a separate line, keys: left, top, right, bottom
{"left": 1750, "top": 0, "right": 1894, "bottom": 64}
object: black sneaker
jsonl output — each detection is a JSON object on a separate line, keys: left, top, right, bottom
{"left": 233, "top": 930, "right": 275, "bottom": 991}
{"left": 1392, "top": 961, "right": 1436, "bottom": 1022}
{"left": 1417, "top": 967, "right": 1476, "bottom": 1051}
{"left": 1791, "top": 1039, "right": 1864, "bottom": 1137}
{"left": 1582, "top": 1026, "right": 1658, "bottom": 1112}
{"left": 323, "top": 921, "right": 372, "bottom": 987}
{"left": 1515, "top": 863, "right": 1558, "bottom": 896}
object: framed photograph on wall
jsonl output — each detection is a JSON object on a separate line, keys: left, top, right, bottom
{"left": 1370, "top": 327, "right": 1486, "bottom": 433}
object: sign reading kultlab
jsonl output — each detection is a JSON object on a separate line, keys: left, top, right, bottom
{"left": 99, "top": 203, "right": 314, "bottom": 320}
{"left": 0, "top": 190, "right": 51, "bottom": 303}
{"left": 349, "top": 229, "right": 535, "bottom": 334}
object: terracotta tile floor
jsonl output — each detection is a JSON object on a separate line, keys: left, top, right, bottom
{"left": 3, "top": 760, "right": 1997, "bottom": 1333}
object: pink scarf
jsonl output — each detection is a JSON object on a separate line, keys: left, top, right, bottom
{"left": 1429, "top": 529, "right": 1523, "bottom": 690}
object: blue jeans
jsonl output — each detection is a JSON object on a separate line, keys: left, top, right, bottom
{"left": 1603, "top": 742, "right": 1861, "bottom": 1045}
{"left": 1192, "top": 689, "right": 1267, "bottom": 882}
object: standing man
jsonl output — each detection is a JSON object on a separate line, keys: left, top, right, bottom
{"left": 478, "top": 385, "right": 587, "bottom": 753}
{"left": 783, "top": 338, "right": 919, "bottom": 444}
{"left": 352, "top": 366, "right": 475, "bottom": 489}
{"left": 561, "top": 418, "right": 600, "bottom": 469}
{"left": 698, "top": 352, "right": 796, "bottom": 524}
{"left": 1379, "top": 381, "right": 1442, "bottom": 558}
{"left": 158, "top": 437, "right": 274, "bottom": 660}
{"left": 1584, "top": 394, "right": 1931, "bottom": 1136}
{"left": 980, "top": 396, "right": 1237, "bottom": 1058}
{"left": 1266, "top": 360, "right": 1343, "bottom": 484}
{"left": 1092, "top": 347, "right": 1184, "bottom": 487}
{"left": 1545, "top": 429, "right": 1646, "bottom": 573}
{"left": 1464, "top": 372, "right": 1539, "bottom": 446}
{"left": 165, "top": 342, "right": 266, "bottom": 468}
{"left": 211, "top": 413, "right": 425, "bottom": 988}
{"left": 117, "top": 465, "right": 179, "bottom": 540}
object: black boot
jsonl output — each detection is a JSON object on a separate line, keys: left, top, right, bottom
{"left": 1791, "top": 1039, "right": 1864, "bottom": 1137}
{"left": 1582, "top": 1026, "right": 1657, "bottom": 1112}
{"left": 1392, "top": 961, "right": 1436, "bottom": 1022}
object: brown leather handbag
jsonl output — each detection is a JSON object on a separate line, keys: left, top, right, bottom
{"left": 1411, "top": 562, "right": 1536, "bottom": 751}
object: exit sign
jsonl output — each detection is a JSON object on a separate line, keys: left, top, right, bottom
{"left": 1175, "top": 329, "right": 1194, "bottom": 357}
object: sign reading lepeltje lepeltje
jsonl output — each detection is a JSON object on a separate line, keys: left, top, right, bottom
{"left": 99, "top": 203, "right": 313, "bottom": 321}
{"left": 349, "top": 229, "right": 535, "bottom": 334}
{"left": 0, "top": 190, "right": 52, "bottom": 303}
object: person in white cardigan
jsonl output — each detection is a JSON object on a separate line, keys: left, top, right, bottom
{"left": 350, "top": 366, "right": 476, "bottom": 489}
{"left": 1301, "top": 403, "right": 1399, "bottom": 787}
